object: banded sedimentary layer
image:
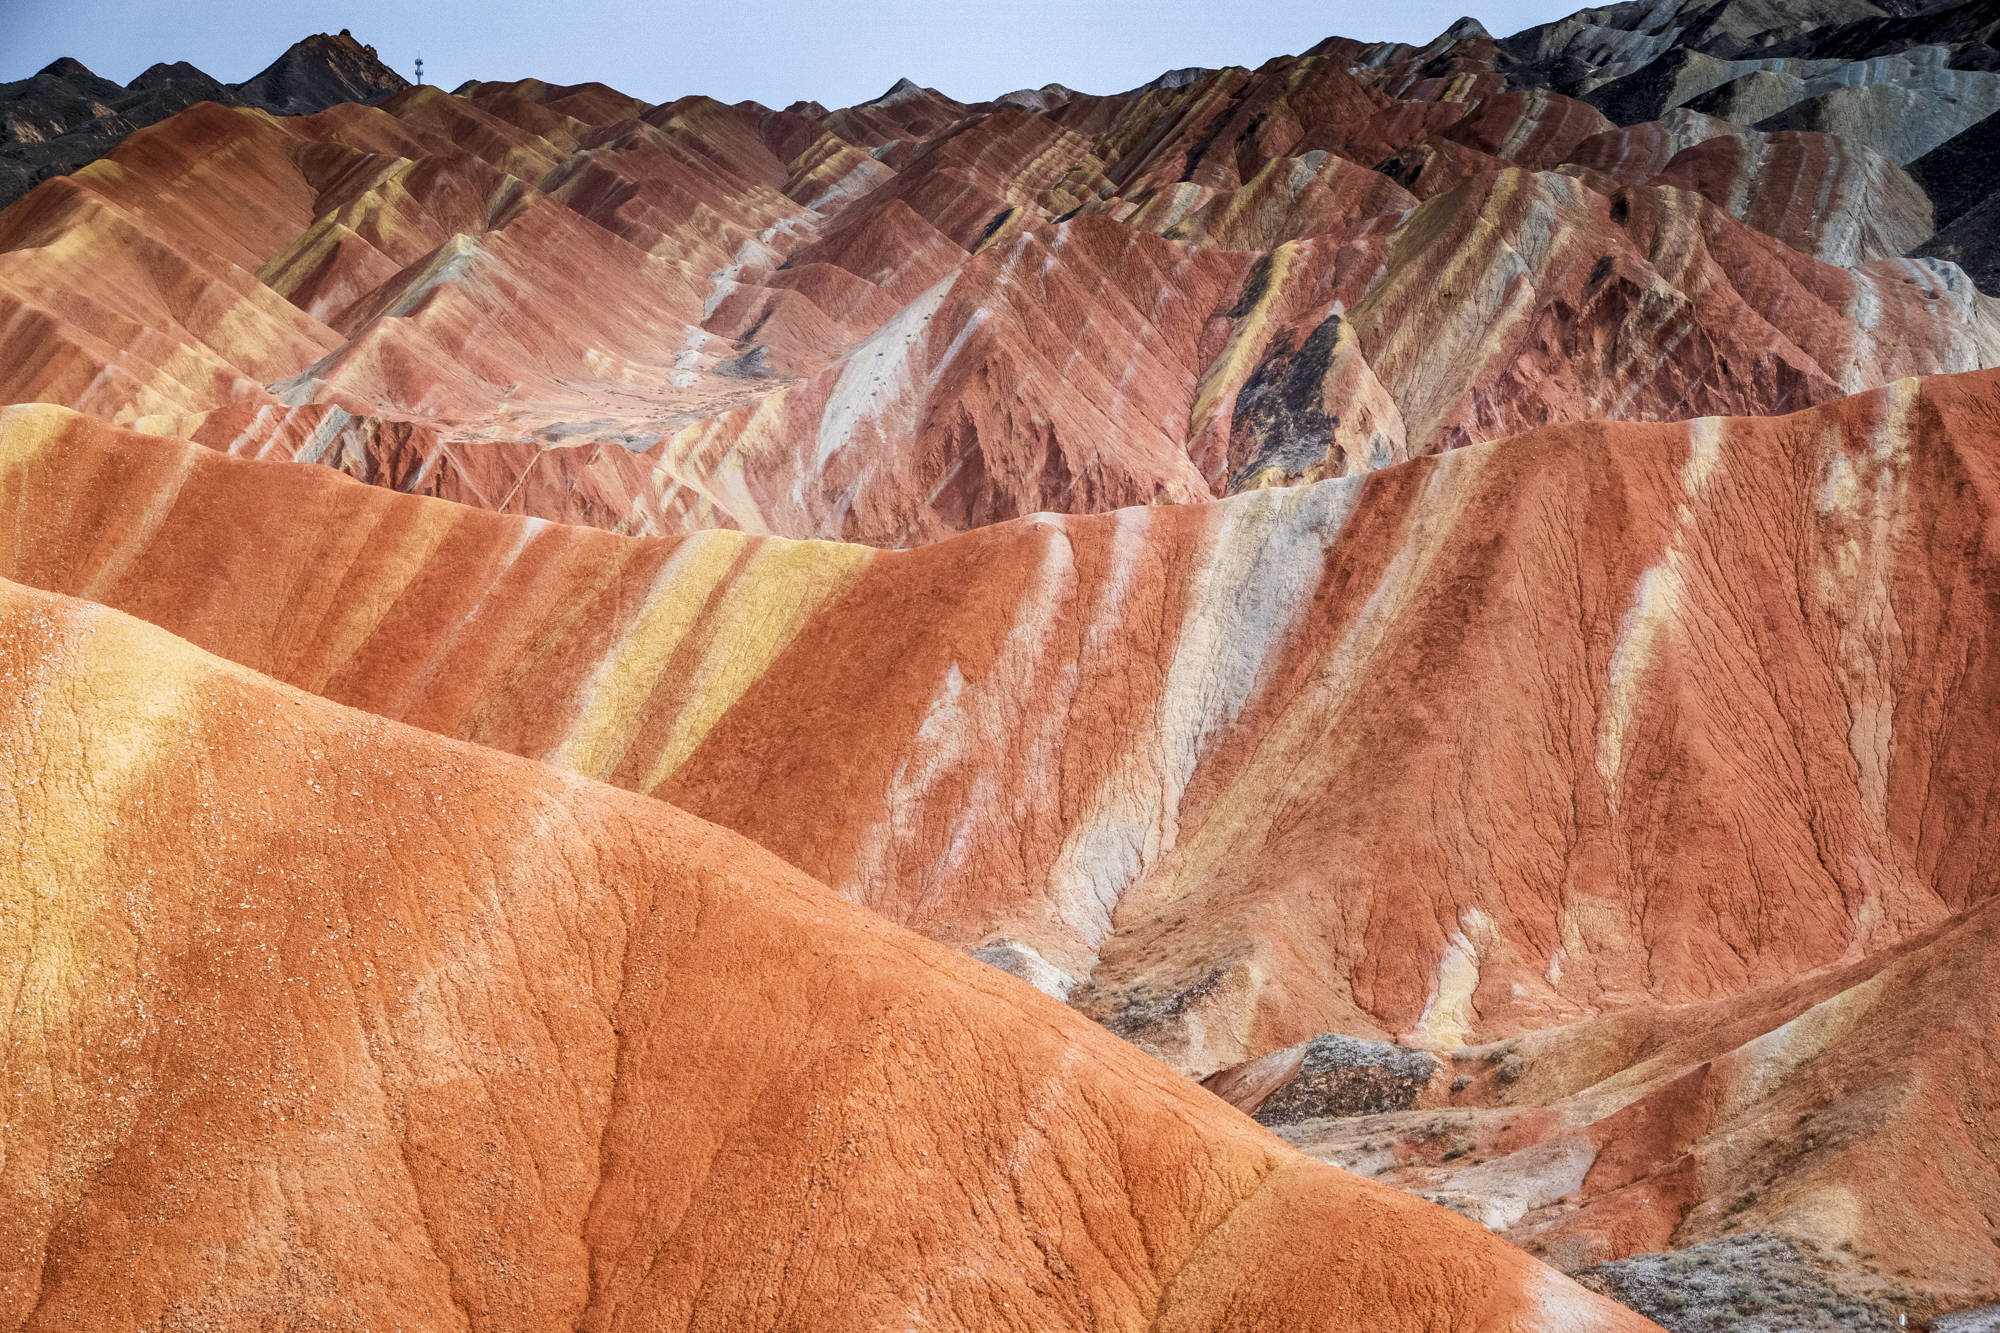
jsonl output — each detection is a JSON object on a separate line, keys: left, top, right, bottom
{"left": 11, "top": 1, "right": 2000, "bottom": 1327}
{"left": 0, "top": 576, "right": 1651, "bottom": 1330}
{"left": 5, "top": 3, "right": 2000, "bottom": 544}
{"left": 4, "top": 358, "right": 1999, "bottom": 1312}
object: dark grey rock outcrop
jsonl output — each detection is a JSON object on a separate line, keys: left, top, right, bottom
{"left": 0, "top": 32, "right": 407, "bottom": 211}
{"left": 1202, "top": 1032, "right": 1446, "bottom": 1125}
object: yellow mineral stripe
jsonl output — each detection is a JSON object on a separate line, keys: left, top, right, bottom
{"left": 75, "top": 445, "right": 201, "bottom": 603}
{"left": 1360, "top": 169, "right": 1529, "bottom": 377}
{"left": 1713, "top": 969, "right": 1889, "bottom": 1124}
{"left": 0, "top": 403, "right": 67, "bottom": 473}
{"left": 1187, "top": 240, "right": 1299, "bottom": 434}
{"left": 0, "top": 588, "right": 210, "bottom": 1067}
{"left": 545, "top": 530, "right": 748, "bottom": 781}
{"left": 651, "top": 385, "right": 795, "bottom": 534}
{"left": 258, "top": 215, "right": 365, "bottom": 299}
{"left": 636, "top": 537, "right": 874, "bottom": 790}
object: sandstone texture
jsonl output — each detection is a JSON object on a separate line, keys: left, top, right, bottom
{"left": 8, "top": 369, "right": 1997, "bottom": 1066}
{"left": 9, "top": 1, "right": 2000, "bottom": 1328}
{"left": 5, "top": 359, "right": 2000, "bottom": 1316}
{"left": 0, "top": 575, "right": 1656, "bottom": 1331}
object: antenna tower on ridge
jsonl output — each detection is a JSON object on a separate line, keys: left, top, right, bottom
{"left": 415, "top": 54, "right": 425, "bottom": 85}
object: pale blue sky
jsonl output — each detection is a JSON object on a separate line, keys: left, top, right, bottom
{"left": 3, "top": 0, "right": 1580, "bottom": 109}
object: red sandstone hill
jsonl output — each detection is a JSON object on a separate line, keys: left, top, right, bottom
{"left": 5, "top": 367, "right": 1996, "bottom": 1054}
{"left": 11, "top": 5, "right": 2000, "bottom": 1327}
{"left": 5, "top": 362, "right": 2000, "bottom": 1311}
{"left": 1210, "top": 890, "right": 2000, "bottom": 1319}
{"left": 0, "top": 575, "right": 1651, "bottom": 1331}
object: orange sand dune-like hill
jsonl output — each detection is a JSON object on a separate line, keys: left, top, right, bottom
{"left": 0, "top": 578, "right": 1651, "bottom": 1331}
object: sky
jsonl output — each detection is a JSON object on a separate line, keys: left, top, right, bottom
{"left": 3, "top": 0, "right": 1583, "bottom": 109}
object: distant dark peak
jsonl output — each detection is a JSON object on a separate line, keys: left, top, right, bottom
{"left": 131, "top": 61, "right": 195, "bottom": 83}
{"left": 36, "top": 57, "right": 97, "bottom": 82}
{"left": 0, "top": 28, "right": 416, "bottom": 213}
{"left": 871, "top": 77, "right": 926, "bottom": 103}
{"left": 1746, "top": 0, "right": 2000, "bottom": 61}
{"left": 1441, "top": 15, "right": 1495, "bottom": 42}
{"left": 282, "top": 31, "right": 381, "bottom": 65}
{"left": 128, "top": 61, "right": 228, "bottom": 95}
{"left": 23, "top": 56, "right": 126, "bottom": 102}
{"left": 232, "top": 30, "right": 410, "bottom": 116}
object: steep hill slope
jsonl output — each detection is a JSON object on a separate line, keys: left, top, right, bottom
{"left": 4, "top": 364, "right": 2000, "bottom": 1310}
{"left": 1210, "top": 890, "right": 2000, "bottom": 1320}
{"left": 8, "top": 363, "right": 1999, "bottom": 1062}
{"left": 0, "top": 575, "right": 1656, "bottom": 1331}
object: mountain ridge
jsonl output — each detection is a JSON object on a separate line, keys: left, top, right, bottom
{"left": 0, "top": 30, "right": 407, "bottom": 209}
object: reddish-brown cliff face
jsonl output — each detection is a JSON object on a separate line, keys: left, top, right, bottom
{"left": 5, "top": 362, "right": 2000, "bottom": 1310}
{"left": 0, "top": 576, "right": 1653, "bottom": 1332}
{"left": 1227, "top": 892, "right": 2000, "bottom": 1316}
